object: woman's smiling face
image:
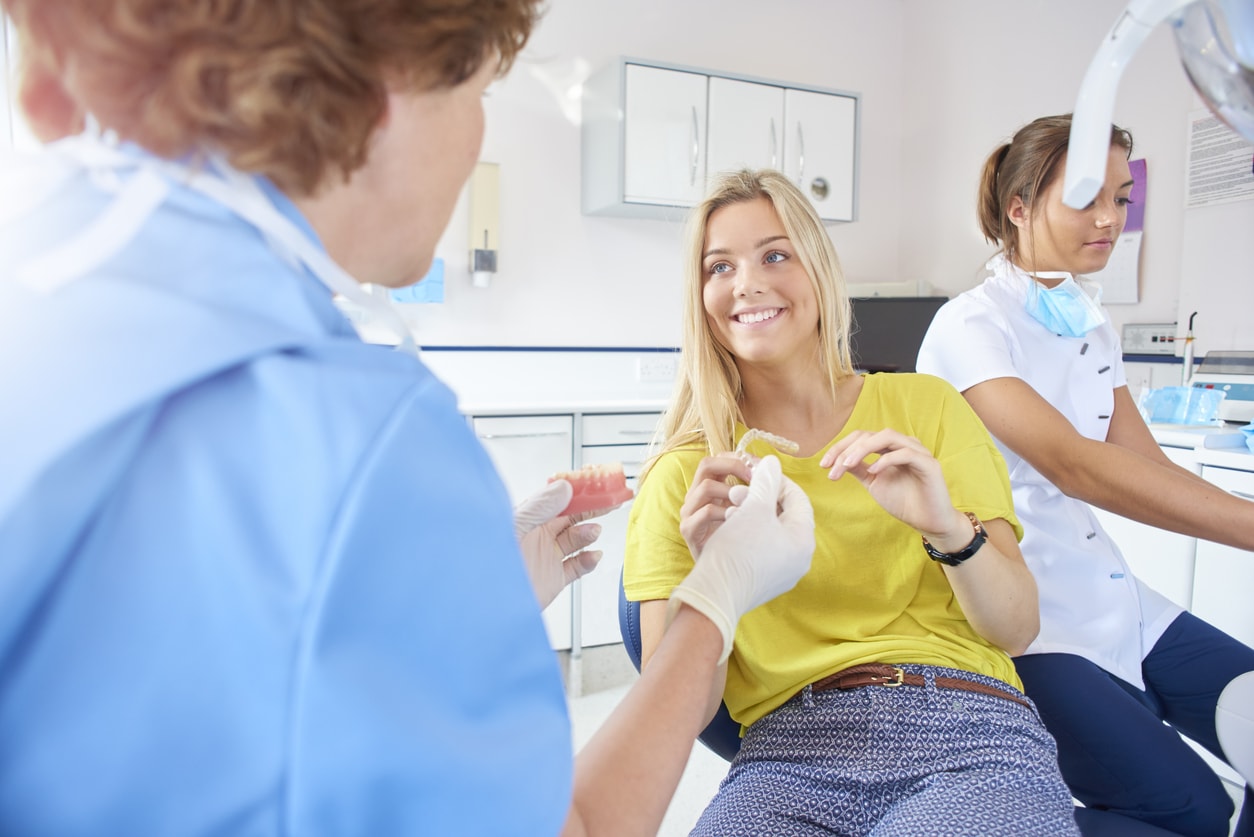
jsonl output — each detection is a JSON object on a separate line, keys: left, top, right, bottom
{"left": 701, "top": 196, "right": 819, "bottom": 370}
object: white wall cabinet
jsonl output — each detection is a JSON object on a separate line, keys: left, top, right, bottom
{"left": 780, "top": 87, "right": 857, "bottom": 222}
{"left": 707, "top": 77, "right": 783, "bottom": 175}
{"left": 1191, "top": 465, "right": 1254, "bottom": 648}
{"left": 619, "top": 64, "right": 709, "bottom": 209}
{"left": 583, "top": 57, "right": 859, "bottom": 222}
{"left": 472, "top": 414, "right": 574, "bottom": 650}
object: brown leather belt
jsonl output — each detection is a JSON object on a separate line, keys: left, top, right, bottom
{"left": 810, "top": 662, "right": 1031, "bottom": 710}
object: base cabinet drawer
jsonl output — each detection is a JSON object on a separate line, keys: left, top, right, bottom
{"left": 576, "top": 412, "right": 662, "bottom": 648}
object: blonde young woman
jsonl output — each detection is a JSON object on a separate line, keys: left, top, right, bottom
{"left": 623, "top": 169, "right": 1081, "bottom": 836}
{"left": 918, "top": 113, "right": 1254, "bottom": 837}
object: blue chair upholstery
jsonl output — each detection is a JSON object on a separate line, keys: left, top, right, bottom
{"left": 617, "top": 569, "right": 743, "bottom": 761}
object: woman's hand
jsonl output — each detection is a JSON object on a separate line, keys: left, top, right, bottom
{"left": 820, "top": 429, "right": 970, "bottom": 548}
{"left": 678, "top": 452, "right": 755, "bottom": 558}
{"left": 822, "top": 429, "right": 1038, "bottom": 651}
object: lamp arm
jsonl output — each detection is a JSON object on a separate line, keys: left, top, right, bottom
{"left": 1064, "top": 0, "right": 1197, "bottom": 209}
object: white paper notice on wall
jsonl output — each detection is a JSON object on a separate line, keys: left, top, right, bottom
{"left": 1090, "top": 229, "right": 1142, "bottom": 304}
{"left": 1186, "top": 109, "right": 1254, "bottom": 208}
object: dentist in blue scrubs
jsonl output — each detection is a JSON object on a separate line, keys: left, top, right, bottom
{"left": 0, "top": 1, "right": 815, "bottom": 835}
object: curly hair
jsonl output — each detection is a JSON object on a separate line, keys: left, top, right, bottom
{"left": 3, "top": 0, "right": 543, "bottom": 194}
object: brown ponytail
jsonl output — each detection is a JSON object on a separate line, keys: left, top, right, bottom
{"left": 977, "top": 114, "right": 1133, "bottom": 263}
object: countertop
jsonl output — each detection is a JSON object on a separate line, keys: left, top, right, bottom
{"left": 1191, "top": 446, "right": 1254, "bottom": 472}
{"left": 1149, "top": 424, "right": 1254, "bottom": 471}
{"left": 458, "top": 399, "right": 668, "bottom": 417}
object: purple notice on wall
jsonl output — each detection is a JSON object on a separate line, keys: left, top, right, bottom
{"left": 1126, "top": 158, "right": 1147, "bottom": 232}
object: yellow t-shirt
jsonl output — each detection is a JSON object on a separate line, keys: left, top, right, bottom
{"left": 623, "top": 373, "right": 1025, "bottom": 727}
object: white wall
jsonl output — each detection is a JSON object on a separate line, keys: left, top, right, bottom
{"left": 4, "top": 3, "right": 1248, "bottom": 354}
{"left": 402, "top": 0, "right": 908, "bottom": 348}
{"left": 405, "top": 0, "right": 1250, "bottom": 355}
{"left": 900, "top": 0, "right": 1253, "bottom": 357}
{"left": 1, "top": 14, "right": 14, "bottom": 150}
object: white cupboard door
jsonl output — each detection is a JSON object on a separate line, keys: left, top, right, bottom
{"left": 575, "top": 446, "right": 642, "bottom": 648}
{"left": 623, "top": 64, "right": 708, "bottom": 206}
{"left": 1091, "top": 446, "right": 1200, "bottom": 610}
{"left": 1093, "top": 509, "right": 1197, "bottom": 610}
{"left": 1192, "top": 465, "right": 1254, "bottom": 647}
{"left": 707, "top": 77, "right": 784, "bottom": 179}
{"left": 472, "top": 414, "right": 574, "bottom": 651}
{"left": 783, "top": 88, "right": 856, "bottom": 221}
{"left": 577, "top": 412, "right": 662, "bottom": 648}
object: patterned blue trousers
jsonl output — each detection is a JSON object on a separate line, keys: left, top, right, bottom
{"left": 692, "top": 664, "right": 1080, "bottom": 836}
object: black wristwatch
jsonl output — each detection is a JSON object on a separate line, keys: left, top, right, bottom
{"left": 922, "top": 512, "right": 987, "bottom": 566}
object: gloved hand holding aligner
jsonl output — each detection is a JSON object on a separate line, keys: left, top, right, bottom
{"left": 669, "top": 455, "right": 815, "bottom": 663}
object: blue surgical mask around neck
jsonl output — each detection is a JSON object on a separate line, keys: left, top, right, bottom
{"left": 1023, "top": 273, "right": 1107, "bottom": 338}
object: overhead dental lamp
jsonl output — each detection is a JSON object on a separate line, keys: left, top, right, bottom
{"left": 1064, "top": 0, "right": 1254, "bottom": 208}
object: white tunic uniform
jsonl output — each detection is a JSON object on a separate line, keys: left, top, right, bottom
{"left": 916, "top": 253, "right": 1181, "bottom": 689}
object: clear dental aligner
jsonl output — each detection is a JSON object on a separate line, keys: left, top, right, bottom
{"left": 735, "top": 428, "right": 801, "bottom": 458}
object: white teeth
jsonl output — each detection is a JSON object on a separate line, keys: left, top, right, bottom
{"left": 736, "top": 309, "right": 780, "bottom": 324}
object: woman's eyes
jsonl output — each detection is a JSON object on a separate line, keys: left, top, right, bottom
{"left": 1084, "top": 196, "right": 1134, "bottom": 210}
{"left": 706, "top": 251, "right": 788, "bottom": 275}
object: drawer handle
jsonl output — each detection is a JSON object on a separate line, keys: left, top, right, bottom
{"left": 616, "top": 429, "right": 655, "bottom": 437}
{"left": 1233, "top": 490, "right": 1254, "bottom": 501}
{"left": 478, "top": 431, "right": 569, "bottom": 440}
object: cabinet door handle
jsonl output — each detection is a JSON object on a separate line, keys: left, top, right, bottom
{"left": 616, "top": 429, "right": 655, "bottom": 437}
{"left": 690, "top": 105, "right": 700, "bottom": 186}
{"left": 795, "top": 122, "right": 805, "bottom": 183}
{"left": 477, "top": 431, "right": 570, "bottom": 440}
{"left": 1233, "top": 490, "right": 1254, "bottom": 501}
{"left": 769, "top": 117, "right": 778, "bottom": 169}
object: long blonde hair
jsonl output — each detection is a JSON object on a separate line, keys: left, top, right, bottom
{"left": 643, "top": 169, "right": 856, "bottom": 482}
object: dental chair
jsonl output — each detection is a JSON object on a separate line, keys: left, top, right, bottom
{"left": 1218, "top": 671, "right": 1254, "bottom": 785}
{"left": 617, "top": 569, "right": 742, "bottom": 762}
{"left": 617, "top": 572, "right": 1196, "bottom": 836}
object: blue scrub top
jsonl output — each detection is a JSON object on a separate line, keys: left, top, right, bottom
{"left": 0, "top": 152, "right": 572, "bottom": 835}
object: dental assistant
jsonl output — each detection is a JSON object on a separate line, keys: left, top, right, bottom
{"left": 917, "top": 114, "right": 1254, "bottom": 837}
{"left": 0, "top": 2, "right": 816, "bottom": 835}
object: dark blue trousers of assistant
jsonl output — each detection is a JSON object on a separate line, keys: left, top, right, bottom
{"left": 1016, "top": 612, "right": 1254, "bottom": 837}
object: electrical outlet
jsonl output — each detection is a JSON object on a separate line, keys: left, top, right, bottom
{"left": 637, "top": 354, "right": 678, "bottom": 382}
{"left": 1122, "top": 322, "right": 1179, "bottom": 356}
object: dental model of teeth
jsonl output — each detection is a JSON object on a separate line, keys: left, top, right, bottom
{"left": 548, "top": 462, "right": 634, "bottom": 516}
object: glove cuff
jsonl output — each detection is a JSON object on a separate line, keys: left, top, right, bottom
{"left": 667, "top": 586, "right": 735, "bottom": 664}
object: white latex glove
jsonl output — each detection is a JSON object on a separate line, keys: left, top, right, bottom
{"left": 514, "top": 480, "right": 605, "bottom": 609}
{"left": 668, "top": 455, "right": 815, "bottom": 663}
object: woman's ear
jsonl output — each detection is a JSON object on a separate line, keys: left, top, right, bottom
{"left": 18, "top": 55, "right": 85, "bottom": 143}
{"left": 1006, "top": 194, "right": 1030, "bottom": 231}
